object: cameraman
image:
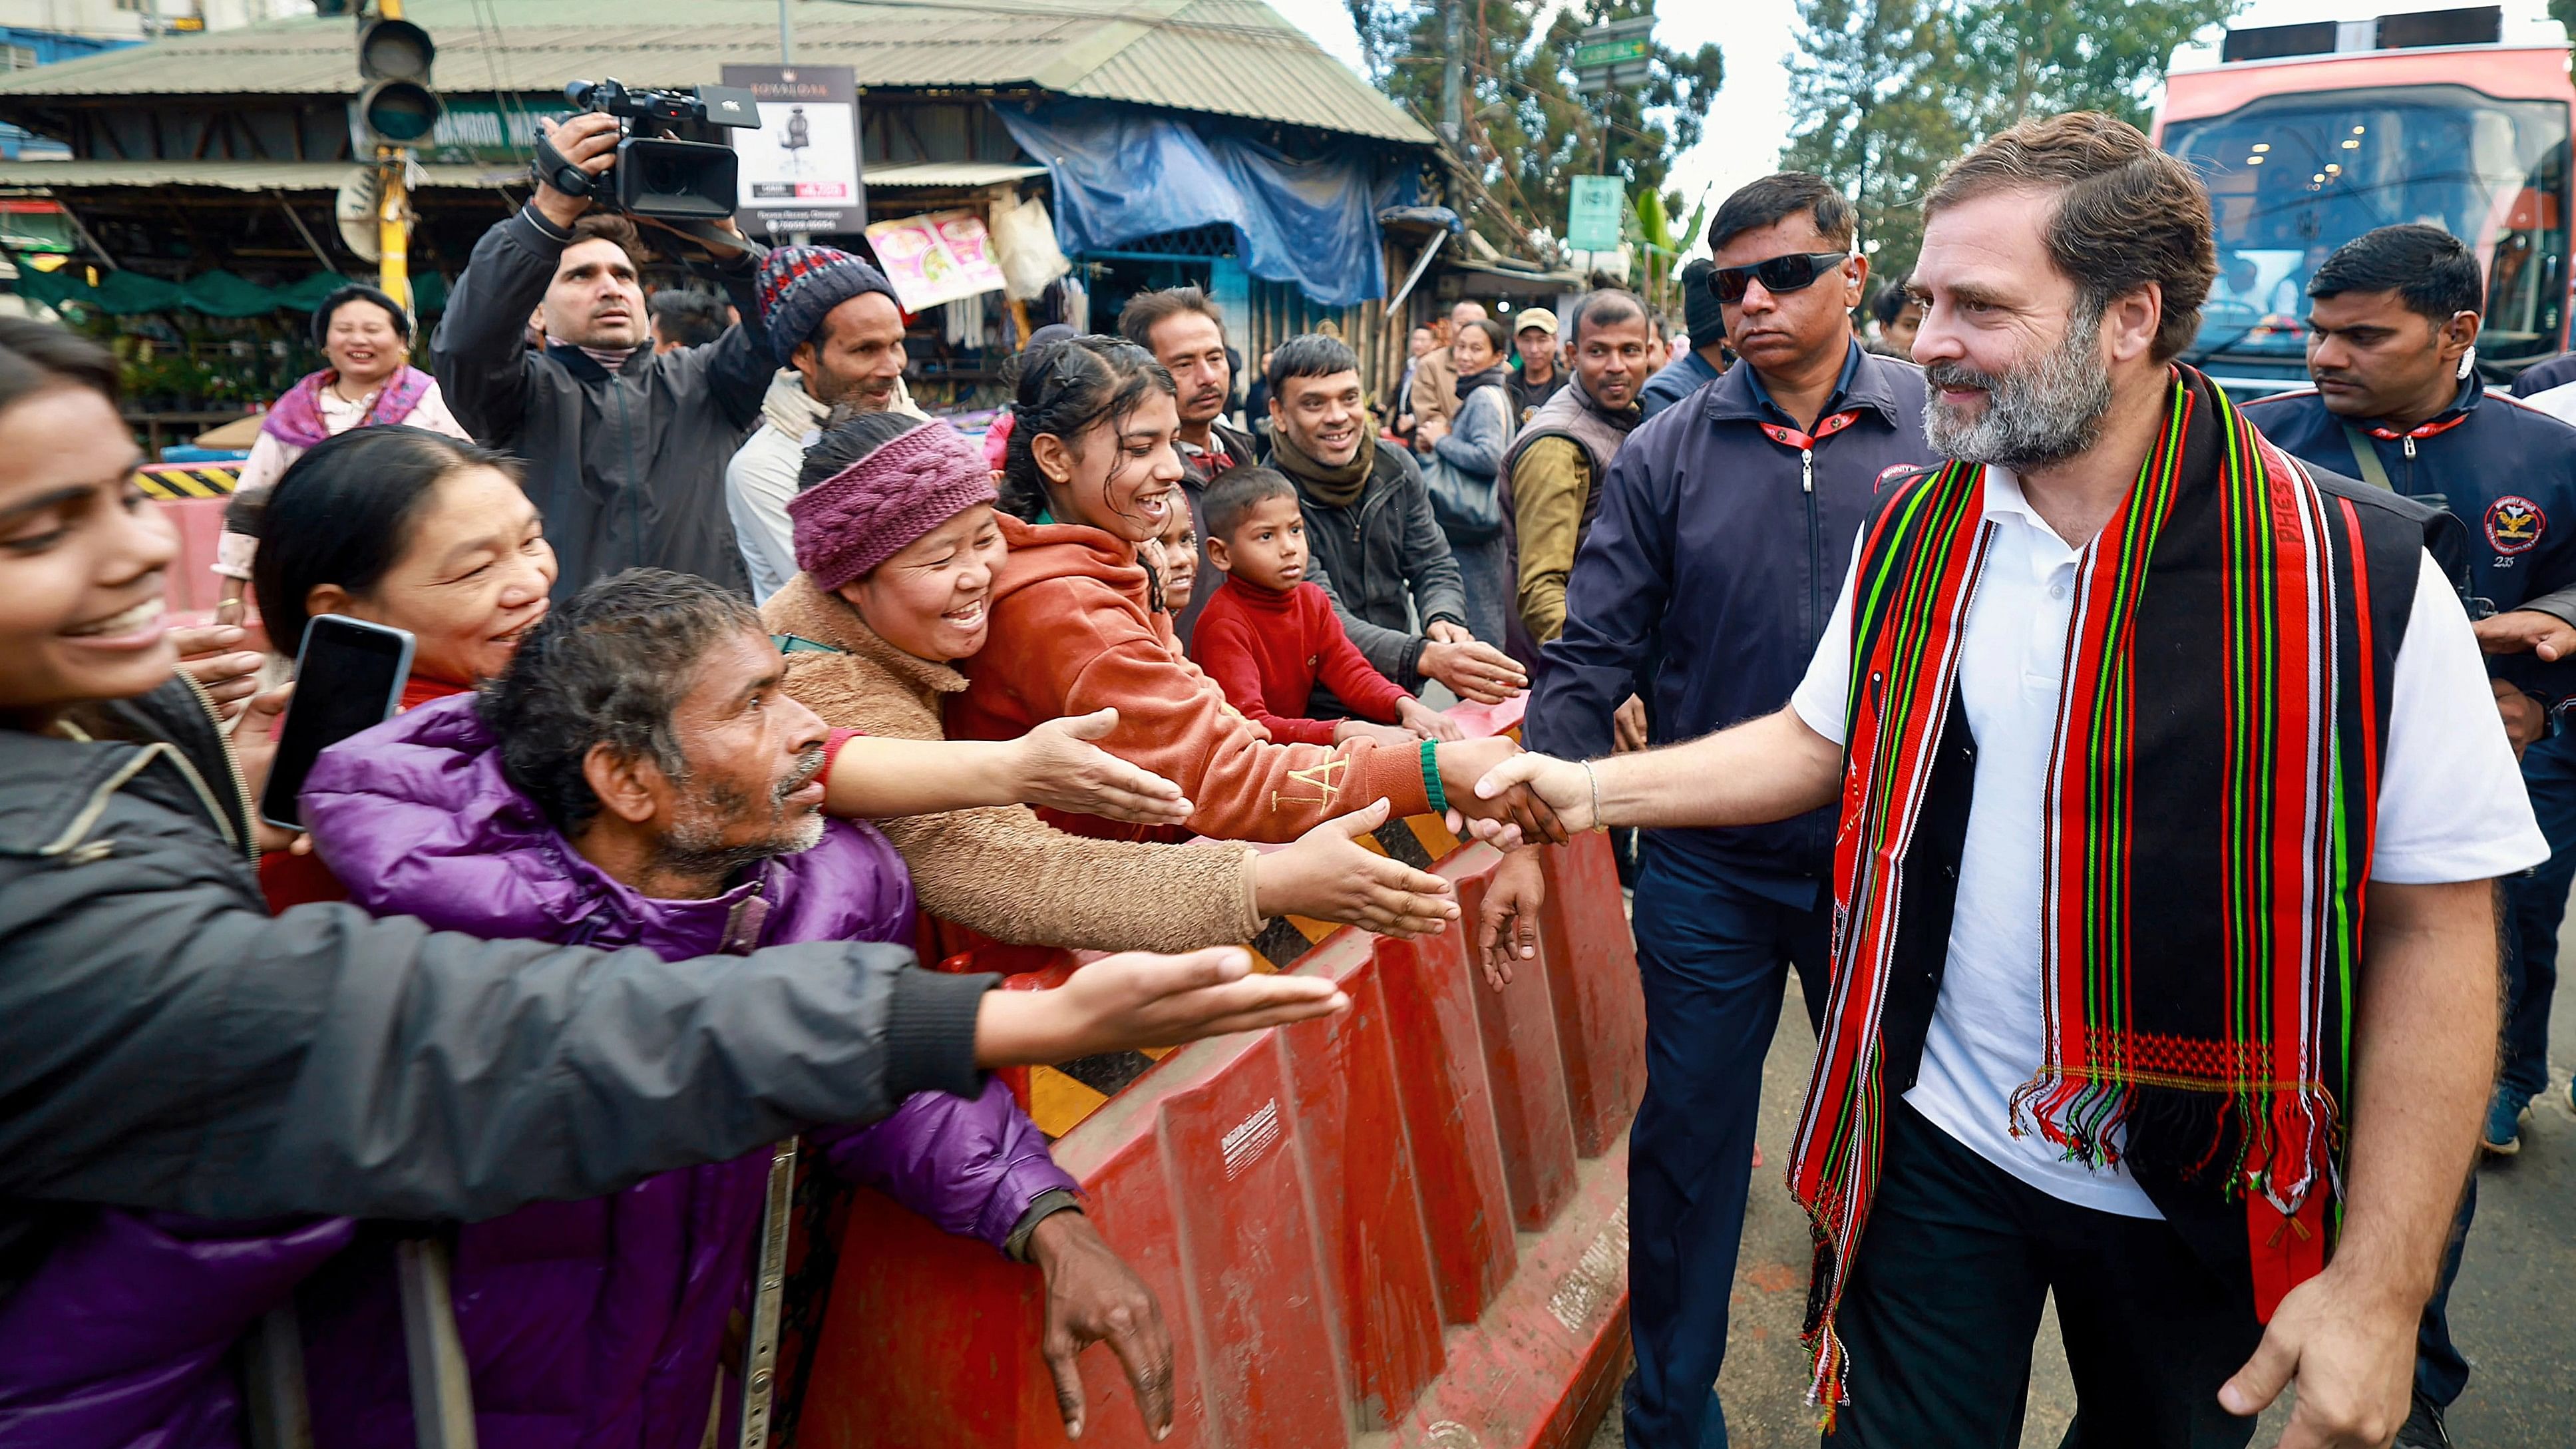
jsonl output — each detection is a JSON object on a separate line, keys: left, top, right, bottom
{"left": 432, "top": 111, "right": 770, "bottom": 596}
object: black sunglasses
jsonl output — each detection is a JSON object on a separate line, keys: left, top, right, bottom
{"left": 1708, "top": 251, "right": 1852, "bottom": 304}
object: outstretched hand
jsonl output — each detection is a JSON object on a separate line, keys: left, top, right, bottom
{"left": 1434, "top": 736, "right": 1568, "bottom": 850}
{"left": 170, "top": 622, "right": 264, "bottom": 720}
{"left": 1476, "top": 845, "right": 1547, "bottom": 990}
{"left": 1417, "top": 628, "right": 1527, "bottom": 705}
{"left": 1254, "top": 798, "right": 1459, "bottom": 938}
{"left": 975, "top": 946, "right": 1349, "bottom": 1066}
{"left": 1013, "top": 708, "right": 1193, "bottom": 825}
{"left": 1028, "top": 1211, "right": 1174, "bottom": 1440}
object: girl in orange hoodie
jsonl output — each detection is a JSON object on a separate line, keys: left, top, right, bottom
{"left": 950, "top": 335, "right": 1547, "bottom": 845}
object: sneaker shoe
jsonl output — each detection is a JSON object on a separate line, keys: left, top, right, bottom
{"left": 2482, "top": 1088, "right": 2529, "bottom": 1156}
{"left": 2394, "top": 1390, "right": 2452, "bottom": 1449}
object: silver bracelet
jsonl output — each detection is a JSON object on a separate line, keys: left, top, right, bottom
{"left": 1580, "top": 757, "right": 1602, "bottom": 833}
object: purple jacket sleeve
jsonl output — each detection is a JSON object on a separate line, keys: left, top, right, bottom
{"left": 811, "top": 1077, "right": 1077, "bottom": 1253}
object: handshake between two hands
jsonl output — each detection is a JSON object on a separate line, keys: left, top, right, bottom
{"left": 1013, "top": 716, "right": 1590, "bottom": 854}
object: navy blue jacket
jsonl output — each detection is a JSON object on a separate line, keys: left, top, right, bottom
{"left": 1527, "top": 341, "right": 1931, "bottom": 890}
{"left": 1636, "top": 347, "right": 1722, "bottom": 419}
{"left": 2240, "top": 376, "right": 2576, "bottom": 619}
{"left": 2512, "top": 351, "right": 2576, "bottom": 397}
{"left": 2243, "top": 375, "right": 2576, "bottom": 702}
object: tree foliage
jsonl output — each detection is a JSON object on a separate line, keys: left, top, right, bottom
{"left": 1783, "top": 0, "right": 2240, "bottom": 280}
{"left": 1344, "top": 1, "right": 1724, "bottom": 260}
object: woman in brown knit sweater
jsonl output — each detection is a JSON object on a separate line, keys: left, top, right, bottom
{"left": 764, "top": 409, "right": 1458, "bottom": 952}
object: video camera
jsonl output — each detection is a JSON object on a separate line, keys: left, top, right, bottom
{"left": 536, "top": 78, "right": 762, "bottom": 222}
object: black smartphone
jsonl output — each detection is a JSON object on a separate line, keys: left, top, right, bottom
{"left": 260, "top": 614, "right": 416, "bottom": 831}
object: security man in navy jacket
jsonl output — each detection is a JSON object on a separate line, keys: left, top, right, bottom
{"left": 2239, "top": 222, "right": 2576, "bottom": 1442}
{"left": 1519, "top": 175, "right": 1931, "bottom": 1449}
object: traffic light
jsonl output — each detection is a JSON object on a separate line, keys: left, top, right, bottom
{"left": 354, "top": 11, "right": 440, "bottom": 146}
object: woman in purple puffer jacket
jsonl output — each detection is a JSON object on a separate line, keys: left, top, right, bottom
{"left": 282, "top": 588, "right": 1105, "bottom": 1449}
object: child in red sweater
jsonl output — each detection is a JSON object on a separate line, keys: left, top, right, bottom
{"left": 1189, "top": 468, "right": 1461, "bottom": 747}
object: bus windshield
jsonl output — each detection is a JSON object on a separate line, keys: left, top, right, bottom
{"left": 2162, "top": 83, "right": 2569, "bottom": 367}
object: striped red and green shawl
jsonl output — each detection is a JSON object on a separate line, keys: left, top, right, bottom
{"left": 1788, "top": 366, "right": 2388, "bottom": 1424}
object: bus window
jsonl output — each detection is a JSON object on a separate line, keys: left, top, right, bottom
{"left": 2163, "top": 83, "right": 2570, "bottom": 368}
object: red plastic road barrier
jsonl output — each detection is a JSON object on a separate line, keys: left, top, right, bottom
{"left": 154, "top": 495, "right": 231, "bottom": 616}
{"left": 796, "top": 831, "right": 1646, "bottom": 1449}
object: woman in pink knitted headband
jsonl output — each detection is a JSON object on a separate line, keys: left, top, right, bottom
{"left": 763, "top": 407, "right": 1469, "bottom": 956}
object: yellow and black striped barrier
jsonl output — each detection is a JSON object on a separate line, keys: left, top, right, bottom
{"left": 136, "top": 462, "right": 242, "bottom": 500}
{"left": 1019, "top": 809, "right": 1467, "bottom": 1138}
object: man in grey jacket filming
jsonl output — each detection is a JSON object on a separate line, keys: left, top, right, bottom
{"left": 434, "top": 110, "right": 772, "bottom": 597}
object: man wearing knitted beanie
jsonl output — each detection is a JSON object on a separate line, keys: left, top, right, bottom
{"left": 1636, "top": 257, "right": 1732, "bottom": 419}
{"left": 726, "top": 244, "right": 929, "bottom": 602}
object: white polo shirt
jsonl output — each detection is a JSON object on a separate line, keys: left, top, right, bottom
{"left": 1789, "top": 465, "right": 2548, "bottom": 1216}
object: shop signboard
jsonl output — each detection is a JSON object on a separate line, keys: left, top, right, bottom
{"left": 413, "top": 95, "right": 562, "bottom": 166}
{"left": 862, "top": 209, "right": 1006, "bottom": 312}
{"left": 721, "top": 63, "right": 864, "bottom": 239}
{"left": 1570, "top": 17, "right": 1655, "bottom": 95}
{"left": 1566, "top": 175, "right": 1624, "bottom": 253}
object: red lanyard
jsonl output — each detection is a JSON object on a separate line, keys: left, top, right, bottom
{"left": 2362, "top": 413, "right": 2468, "bottom": 443}
{"left": 1759, "top": 409, "right": 1863, "bottom": 451}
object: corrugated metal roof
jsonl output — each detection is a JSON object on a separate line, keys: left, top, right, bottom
{"left": 0, "top": 0, "right": 1433, "bottom": 146}
{"left": 865, "top": 160, "right": 1048, "bottom": 188}
{"left": 0, "top": 160, "right": 508, "bottom": 191}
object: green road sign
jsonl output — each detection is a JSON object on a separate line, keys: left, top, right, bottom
{"left": 1567, "top": 175, "right": 1624, "bottom": 253}
{"left": 1571, "top": 36, "right": 1652, "bottom": 69}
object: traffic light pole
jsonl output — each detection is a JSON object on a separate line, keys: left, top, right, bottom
{"left": 374, "top": 0, "right": 413, "bottom": 313}
{"left": 377, "top": 154, "right": 411, "bottom": 312}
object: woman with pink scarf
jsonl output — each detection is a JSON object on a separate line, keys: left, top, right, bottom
{"left": 214, "top": 284, "right": 470, "bottom": 621}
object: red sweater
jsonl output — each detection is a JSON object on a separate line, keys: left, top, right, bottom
{"left": 1188, "top": 575, "right": 1409, "bottom": 746}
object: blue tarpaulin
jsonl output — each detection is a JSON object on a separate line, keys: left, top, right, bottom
{"left": 995, "top": 101, "right": 1411, "bottom": 309}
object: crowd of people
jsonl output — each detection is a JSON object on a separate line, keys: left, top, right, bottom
{"left": 0, "top": 95, "right": 2567, "bottom": 1449}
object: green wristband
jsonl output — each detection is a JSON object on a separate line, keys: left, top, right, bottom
{"left": 1420, "top": 737, "right": 1447, "bottom": 814}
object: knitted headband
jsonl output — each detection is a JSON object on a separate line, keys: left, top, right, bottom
{"left": 788, "top": 419, "right": 999, "bottom": 592}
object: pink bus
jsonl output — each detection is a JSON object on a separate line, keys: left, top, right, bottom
{"left": 2153, "top": 5, "right": 2575, "bottom": 394}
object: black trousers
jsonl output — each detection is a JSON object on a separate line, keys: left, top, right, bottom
{"left": 1823, "top": 1104, "right": 2267, "bottom": 1449}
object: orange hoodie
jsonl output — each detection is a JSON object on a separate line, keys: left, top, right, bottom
{"left": 950, "top": 514, "right": 1433, "bottom": 843}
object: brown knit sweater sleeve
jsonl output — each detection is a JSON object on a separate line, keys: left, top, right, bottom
{"left": 878, "top": 807, "right": 1264, "bottom": 953}
{"left": 773, "top": 627, "right": 1266, "bottom": 952}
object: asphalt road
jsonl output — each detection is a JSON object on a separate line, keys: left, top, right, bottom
{"left": 1588, "top": 959, "right": 2575, "bottom": 1448}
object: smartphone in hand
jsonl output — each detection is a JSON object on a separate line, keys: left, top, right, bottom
{"left": 260, "top": 614, "right": 415, "bottom": 831}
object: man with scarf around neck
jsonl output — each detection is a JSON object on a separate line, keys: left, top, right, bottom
{"left": 725, "top": 246, "right": 928, "bottom": 603}
{"left": 1501, "top": 180, "right": 1927, "bottom": 1449}
{"left": 434, "top": 111, "right": 771, "bottom": 599}
{"left": 1473, "top": 112, "right": 2544, "bottom": 1449}
{"left": 1259, "top": 333, "right": 1528, "bottom": 711}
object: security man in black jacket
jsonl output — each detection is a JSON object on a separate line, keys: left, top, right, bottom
{"left": 2239, "top": 223, "right": 2576, "bottom": 1446}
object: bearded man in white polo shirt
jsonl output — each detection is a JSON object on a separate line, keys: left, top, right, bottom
{"left": 1469, "top": 111, "right": 2542, "bottom": 1449}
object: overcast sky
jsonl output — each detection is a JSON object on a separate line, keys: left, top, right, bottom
{"left": 1270, "top": 1, "right": 2558, "bottom": 239}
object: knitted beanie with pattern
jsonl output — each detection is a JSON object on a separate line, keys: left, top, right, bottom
{"left": 755, "top": 246, "right": 902, "bottom": 367}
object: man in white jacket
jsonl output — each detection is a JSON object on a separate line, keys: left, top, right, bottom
{"left": 726, "top": 247, "right": 926, "bottom": 601}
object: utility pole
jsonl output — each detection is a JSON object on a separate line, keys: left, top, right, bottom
{"left": 1439, "top": 0, "right": 1463, "bottom": 147}
{"left": 779, "top": 0, "right": 793, "bottom": 63}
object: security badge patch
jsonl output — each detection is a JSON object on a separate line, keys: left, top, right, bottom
{"left": 2487, "top": 495, "right": 2546, "bottom": 560}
